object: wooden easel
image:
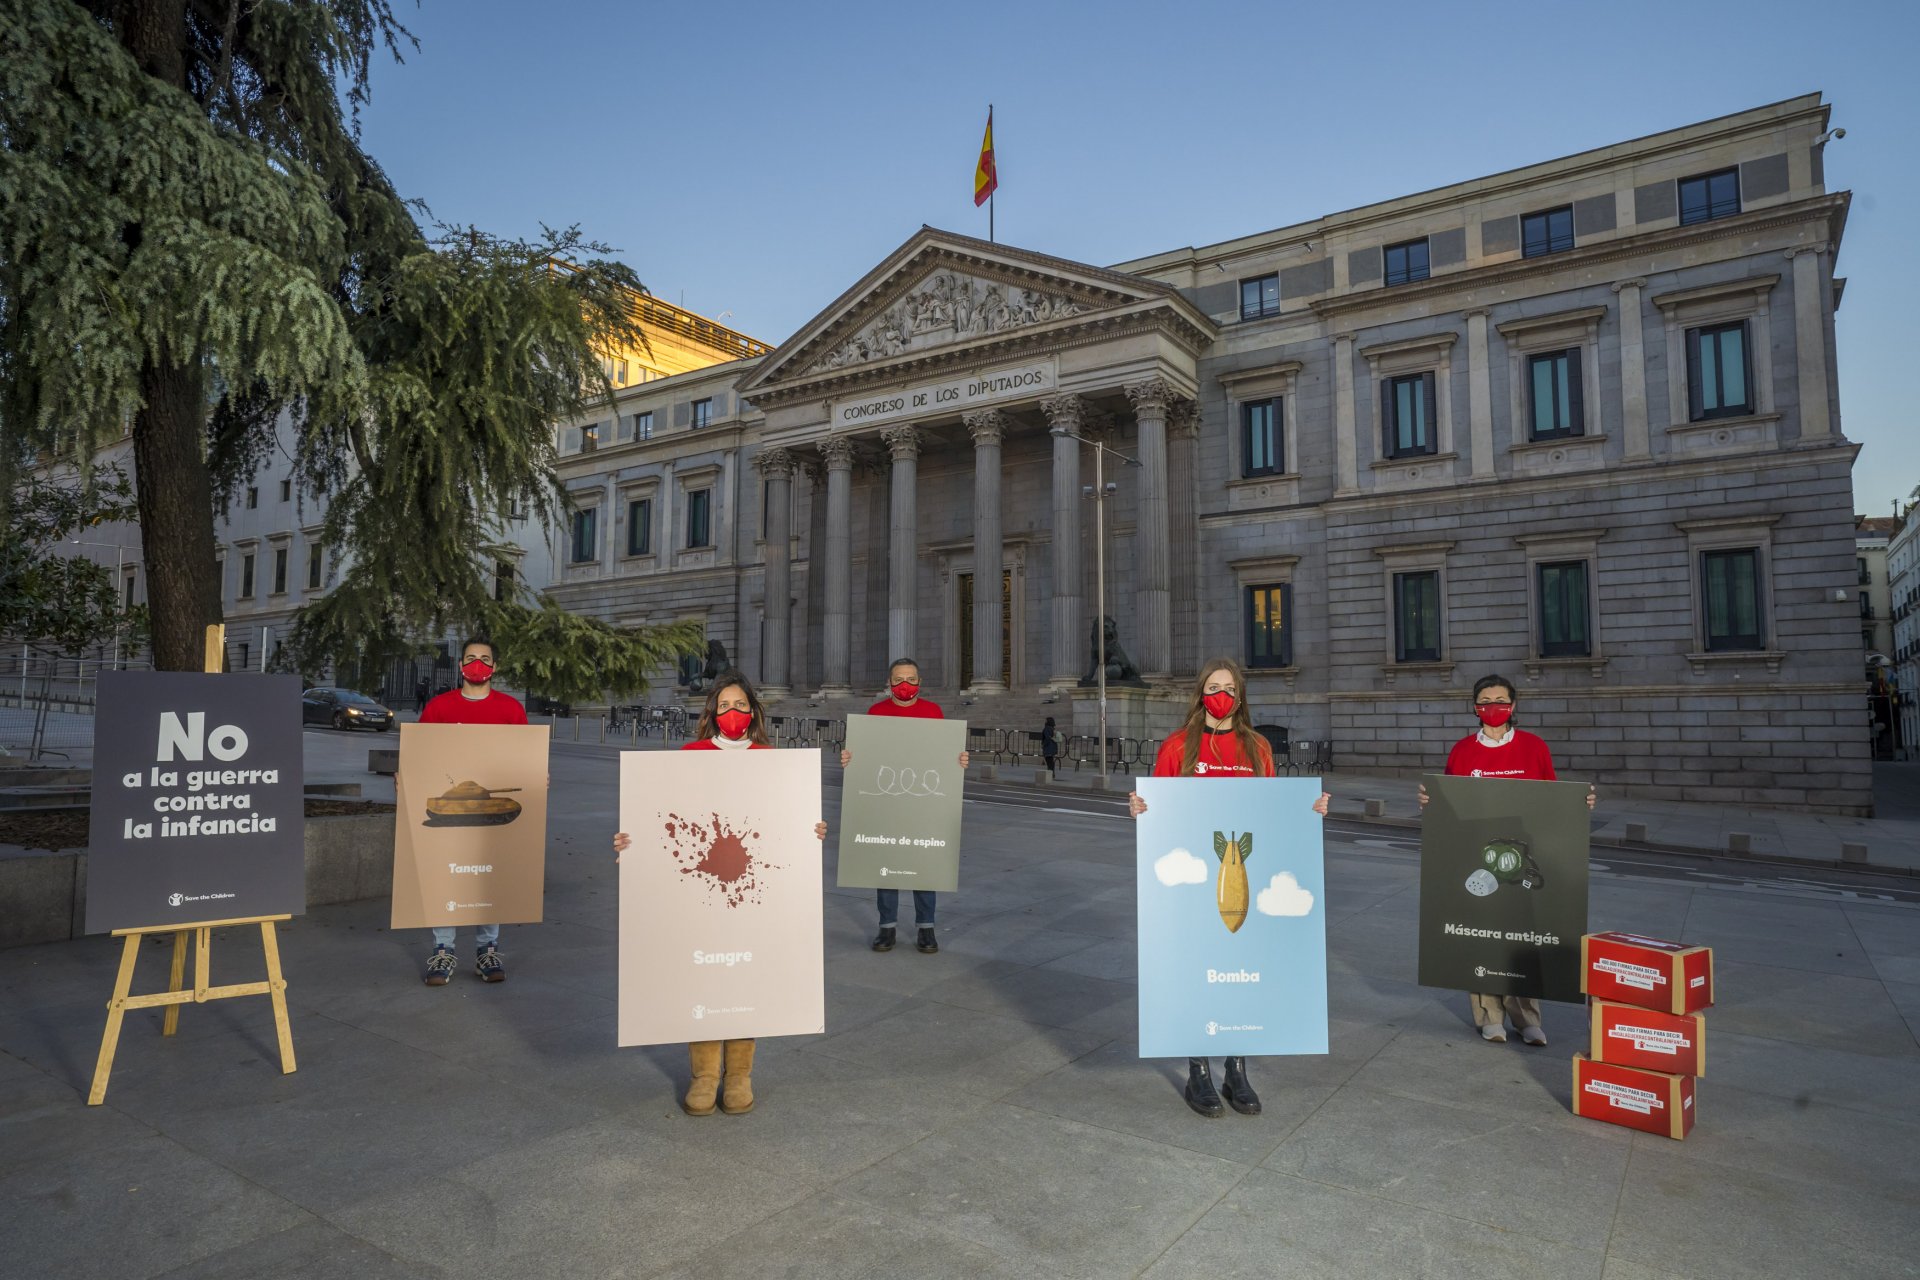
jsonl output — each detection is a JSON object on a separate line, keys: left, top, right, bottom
{"left": 86, "top": 624, "right": 298, "bottom": 1105}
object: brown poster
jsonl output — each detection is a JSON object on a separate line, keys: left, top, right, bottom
{"left": 618, "top": 748, "right": 825, "bottom": 1047}
{"left": 391, "top": 723, "right": 551, "bottom": 929}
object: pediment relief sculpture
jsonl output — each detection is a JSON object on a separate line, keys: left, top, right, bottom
{"left": 805, "top": 271, "right": 1091, "bottom": 374}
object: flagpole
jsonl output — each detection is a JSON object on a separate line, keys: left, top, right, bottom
{"left": 989, "top": 103, "right": 995, "bottom": 243}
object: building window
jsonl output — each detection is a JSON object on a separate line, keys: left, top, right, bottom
{"left": 1859, "top": 557, "right": 1872, "bottom": 585}
{"left": 1860, "top": 592, "right": 1873, "bottom": 620}
{"left": 307, "top": 543, "right": 324, "bottom": 590}
{"left": 1521, "top": 206, "right": 1575, "bottom": 258}
{"left": 581, "top": 422, "right": 600, "bottom": 452}
{"left": 691, "top": 399, "right": 713, "bottom": 430}
{"left": 1687, "top": 321, "right": 1752, "bottom": 421}
{"left": 122, "top": 570, "right": 136, "bottom": 608}
{"left": 245, "top": 487, "right": 258, "bottom": 510}
{"left": 1242, "top": 397, "right": 1282, "bottom": 478}
{"left": 1528, "top": 349, "right": 1584, "bottom": 440}
{"left": 1383, "top": 238, "right": 1430, "bottom": 287}
{"left": 1702, "top": 548, "right": 1763, "bottom": 651}
{"left": 494, "top": 560, "right": 514, "bottom": 602}
{"left": 1679, "top": 168, "right": 1740, "bottom": 225}
{"left": 616, "top": 359, "right": 629, "bottom": 386}
{"left": 627, "top": 498, "right": 652, "bottom": 556}
{"left": 272, "top": 547, "right": 288, "bottom": 594}
{"left": 687, "top": 489, "right": 711, "bottom": 548}
{"left": 240, "top": 553, "right": 255, "bottom": 598}
{"left": 1394, "top": 570, "right": 1442, "bottom": 662}
{"left": 1239, "top": 273, "right": 1280, "bottom": 321}
{"left": 569, "top": 508, "right": 598, "bottom": 564}
{"left": 1538, "top": 561, "right": 1591, "bottom": 657}
{"left": 1382, "top": 372, "right": 1437, "bottom": 458}
{"left": 279, "top": 478, "right": 292, "bottom": 502}
{"left": 633, "top": 411, "right": 653, "bottom": 441}
{"left": 1245, "top": 584, "right": 1292, "bottom": 668}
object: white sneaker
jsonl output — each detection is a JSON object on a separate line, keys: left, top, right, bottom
{"left": 1519, "top": 1025, "right": 1548, "bottom": 1047}
{"left": 1480, "top": 1024, "right": 1508, "bottom": 1043}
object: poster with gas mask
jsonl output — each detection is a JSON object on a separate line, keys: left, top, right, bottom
{"left": 1418, "top": 775, "right": 1590, "bottom": 1003}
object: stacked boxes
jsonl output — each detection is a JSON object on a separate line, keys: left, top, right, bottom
{"left": 1573, "top": 932, "right": 1714, "bottom": 1140}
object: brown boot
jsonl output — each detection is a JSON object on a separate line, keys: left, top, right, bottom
{"left": 721, "top": 1038, "right": 756, "bottom": 1115}
{"left": 684, "top": 1041, "right": 722, "bottom": 1116}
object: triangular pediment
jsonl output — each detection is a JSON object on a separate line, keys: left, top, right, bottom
{"left": 738, "top": 227, "right": 1210, "bottom": 401}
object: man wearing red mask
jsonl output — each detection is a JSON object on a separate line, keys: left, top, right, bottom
{"left": 840, "top": 657, "right": 967, "bottom": 955}
{"left": 417, "top": 637, "right": 528, "bottom": 985}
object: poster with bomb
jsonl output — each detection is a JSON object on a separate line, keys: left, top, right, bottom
{"left": 85, "top": 672, "right": 305, "bottom": 934}
{"left": 617, "top": 749, "right": 825, "bottom": 1047}
{"left": 1135, "top": 777, "right": 1328, "bottom": 1058}
{"left": 391, "top": 723, "right": 551, "bottom": 929}
{"left": 834, "top": 713, "right": 967, "bottom": 892}
{"left": 1418, "top": 774, "right": 1590, "bottom": 1003}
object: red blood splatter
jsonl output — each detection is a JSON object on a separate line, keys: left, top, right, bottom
{"left": 660, "top": 810, "right": 781, "bottom": 908}
{"left": 697, "top": 832, "right": 749, "bottom": 883}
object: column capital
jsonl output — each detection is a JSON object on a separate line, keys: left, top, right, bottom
{"left": 881, "top": 425, "right": 920, "bottom": 461}
{"left": 1041, "top": 392, "right": 1087, "bottom": 435}
{"left": 1332, "top": 331, "right": 1356, "bottom": 347}
{"left": 753, "top": 446, "right": 796, "bottom": 478}
{"left": 817, "top": 436, "right": 857, "bottom": 470}
{"left": 964, "top": 409, "right": 1009, "bottom": 446}
{"left": 1784, "top": 242, "right": 1832, "bottom": 260}
{"left": 1610, "top": 276, "right": 1648, "bottom": 294}
{"left": 1168, "top": 398, "right": 1200, "bottom": 440}
{"left": 1125, "top": 375, "right": 1178, "bottom": 415}
{"left": 1461, "top": 307, "right": 1491, "bottom": 321}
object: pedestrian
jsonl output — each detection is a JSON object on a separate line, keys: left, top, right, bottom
{"left": 613, "top": 670, "right": 827, "bottom": 1115}
{"left": 417, "top": 637, "right": 526, "bottom": 987}
{"left": 1041, "top": 715, "right": 1059, "bottom": 775}
{"left": 1417, "top": 673, "right": 1596, "bottom": 1046}
{"left": 839, "top": 657, "right": 968, "bottom": 954}
{"left": 1129, "top": 658, "right": 1330, "bottom": 1118}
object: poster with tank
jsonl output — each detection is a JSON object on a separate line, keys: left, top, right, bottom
{"left": 1418, "top": 774, "right": 1591, "bottom": 1003}
{"left": 617, "top": 748, "right": 825, "bottom": 1047}
{"left": 85, "top": 672, "right": 306, "bottom": 933}
{"left": 834, "top": 713, "right": 968, "bottom": 892}
{"left": 390, "top": 723, "right": 551, "bottom": 928}
{"left": 1135, "top": 776, "right": 1328, "bottom": 1058}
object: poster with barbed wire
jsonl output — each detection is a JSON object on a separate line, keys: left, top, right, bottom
{"left": 834, "top": 714, "right": 968, "bottom": 893}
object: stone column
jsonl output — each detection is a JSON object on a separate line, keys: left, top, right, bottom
{"left": 1168, "top": 399, "right": 1201, "bottom": 674}
{"left": 1787, "top": 245, "right": 1834, "bottom": 441}
{"left": 882, "top": 425, "right": 920, "bottom": 661}
{"left": 1042, "top": 394, "right": 1084, "bottom": 687}
{"left": 1464, "top": 310, "right": 1494, "bottom": 479}
{"left": 964, "top": 410, "right": 1008, "bottom": 692}
{"left": 817, "top": 437, "right": 855, "bottom": 692}
{"left": 1612, "top": 277, "right": 1651, "bottom": 461}
{"left": 754, "top": 448, "right": 795, "bottom": 692}
{"left": 1127, "top": 376, "right": 1175, "bottom": 678}
{"left": 1333, "top": 333, "right": 1359, "bottom": 495}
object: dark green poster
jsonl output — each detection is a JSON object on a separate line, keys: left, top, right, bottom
{"left": 834, "top": 714, "right": 967, "bottom": 892}
{"left": 1418, "top": 774, "right": 1590, "bottom": 1004}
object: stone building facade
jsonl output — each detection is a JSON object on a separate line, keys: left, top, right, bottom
{"left": 544, "top": 94, "right": 1869, "bottom": 813}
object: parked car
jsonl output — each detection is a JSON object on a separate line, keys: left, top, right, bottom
{"left": 302, "top": 688, "right": 395, "bottom": 731}
{"left": 526, "top": 693, "right": 572, "bottom": 717}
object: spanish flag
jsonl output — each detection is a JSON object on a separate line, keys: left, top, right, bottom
{"left": 973, "top": 107, "right": 998, "bottom": 207}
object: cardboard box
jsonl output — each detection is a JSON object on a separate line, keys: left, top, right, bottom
{"left": 1589, "top": 998, "right": 1707, "bottom": 1076}
{"left": 1572, "top": 1053, "right": 1695, "bottom": 1140}
{"left": 1580, "top": 931, "right": 1713, "bottom": 1014}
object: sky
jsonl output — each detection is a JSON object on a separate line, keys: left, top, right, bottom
{"left": 355, "top": 0, "right": 1920, "bottom": 517}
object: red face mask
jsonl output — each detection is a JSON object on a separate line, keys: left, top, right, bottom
{"left": 1202, "top": 690, "right": 1237, "bottom": 721}
{"left": 460, "top": 658, "right": 493, "bottom": 685}
{"left": 890, "top": 681, "right": 919, "bottom": 703}
{"left": 715, "top": 708, "right": 753, "bottom": 740}
{"left": 1474, "top": 703, "right": 1514, "bottom": 728}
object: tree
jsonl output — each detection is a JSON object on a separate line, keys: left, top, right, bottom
{"left": 0, "top": 464, "right": 145, "bottom": 655}
{"left": 1, "top": 0, "right": 690, "bottom": 691}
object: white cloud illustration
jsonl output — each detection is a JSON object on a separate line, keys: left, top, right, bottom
{"left": 1154, "top": 848, "right": 1209, "bottom": 887}
{"left": 1255, "top": 872, "right": 1315, "bottom": 917}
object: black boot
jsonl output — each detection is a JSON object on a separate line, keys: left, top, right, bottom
{"left": 871, "top": 926, "right": 896, "bottom": 952}
{"left": 1184, "top": 1057, "right": 1225, "bottom": 1118}
{"left": 916, "top": 927, "right": 938, "bottom": 954}
{"left": 1221, "top": 1056, "right": 1262, "bottom": 1115}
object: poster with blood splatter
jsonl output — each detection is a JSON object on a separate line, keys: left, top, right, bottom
{"left": 391, "top": 723, "right": 551, "bottom": 929}
{"left": 617, "top": 748, "right": 826, "bottom": 1047}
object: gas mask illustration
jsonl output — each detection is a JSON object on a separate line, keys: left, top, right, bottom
{"left": 1464, "top": 838, "right": 1546, "bottom": 897}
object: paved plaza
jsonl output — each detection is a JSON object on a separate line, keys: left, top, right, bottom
{"left": 2, "top": 729, "right": 1917, "bottom": 1278}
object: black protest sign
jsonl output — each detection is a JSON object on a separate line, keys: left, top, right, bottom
{"left": 1418, "top": 774, "right": 1590, "bottom": 1004}
{"left": 84, "top": 672, "right": 305, "bottom": 933}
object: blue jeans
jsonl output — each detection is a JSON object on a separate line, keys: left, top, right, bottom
{"left": 433, "top": 925, "right": 500, "bottom": 949}
{"left": 875, "top": 889, "right": 936, "bottom": 927}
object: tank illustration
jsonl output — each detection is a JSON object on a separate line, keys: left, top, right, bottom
{"left": 423, "top": 780, "right": 524, "bottom": 828}
{"left": 1465, "top": 838, "right": 1545, "bottom": 895}
{"left": 1213, "top": 830, "right": 1252, "bottom": 933}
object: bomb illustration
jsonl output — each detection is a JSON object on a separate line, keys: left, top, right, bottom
{"left": 423, "top": 780, "right": 524, "bottom": 827}
{"left": 1213, "top": 830, "right": 1253, "bottom": 933}
{"left": 1466, "top": 838, "right": 1545, "bottom": 895}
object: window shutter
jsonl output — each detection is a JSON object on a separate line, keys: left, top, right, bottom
{"left": 1422, "top": 373, "right": 1438, "bottom": 453}
{"left": 1280, "top": 584, "right": 1294, "bottom": 667}
{"left": 1566, "top": 355, "right": 1585, "bottom": 437}
{"left": 1686, "top": 329, "right": 1703, "bottom": 420}
{"left": 1381, "top": 379, "right": 1394, "bottom": 456}
{"left": 673, "top": 401, "right": 691, "bottom": 428}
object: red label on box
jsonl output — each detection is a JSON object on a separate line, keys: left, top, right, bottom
{"left": 1572, "top": 1054, "right": 1695, "bottom": 1140}
{"left": 1581, "top": 932, "right": 1713, "bottom": 1014}
{"left": 1589, "top": 998, "right": 1706, "bottom": 1076}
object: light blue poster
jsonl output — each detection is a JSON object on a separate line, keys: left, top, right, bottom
{"left": 1135, "top": 777, "right": 1329, "bottom": 1058}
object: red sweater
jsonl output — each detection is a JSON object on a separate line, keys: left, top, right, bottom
{"left": 866, "top": 696, "right": 945, "bottom": 720}
{"left": 1151, "top": 727, "right": 1275, "bottom": 778}
{"left": 419, "top": 688, "right": 528, "bottom": 726}
{"left": 680, "top": 738, "right": 771, "bottom": 750}
{"left": 1444, "top": 729, "right": 1557, "bottom": 781}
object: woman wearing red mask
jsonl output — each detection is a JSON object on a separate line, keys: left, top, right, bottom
{"left": 1128, "top": 658, "right": 1331, "bottom": 1119}
{"left": 613, "top": 670, "right": 828, "bottom": 1115}
{"left": 1418, "top": 673, "right": 1595, "bottom": 1046}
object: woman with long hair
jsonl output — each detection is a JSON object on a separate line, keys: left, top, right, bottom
{"left": 1129, "top": 657, "right": 1330, "bottom": 1119}
{"left": 613, "top": 670, "right": 827, "bottom": 1115}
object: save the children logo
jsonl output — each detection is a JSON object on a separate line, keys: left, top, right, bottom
{"left": 1205, "top": 1021, "right": 1219, "bottom": 1036}
{"left": 168, "top": 893, "right": 184, "bottom": 907}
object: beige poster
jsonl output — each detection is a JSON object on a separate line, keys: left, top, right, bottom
{"left": 618, "top": 748, "right": 825, "bottom": 1047}
{"left": 391, "top": 723, "right": 551, "bottom": 929}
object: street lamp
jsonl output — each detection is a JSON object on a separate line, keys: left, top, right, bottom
{"left": 1065, "top": 432, "right": 1140, "bottom": 777}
